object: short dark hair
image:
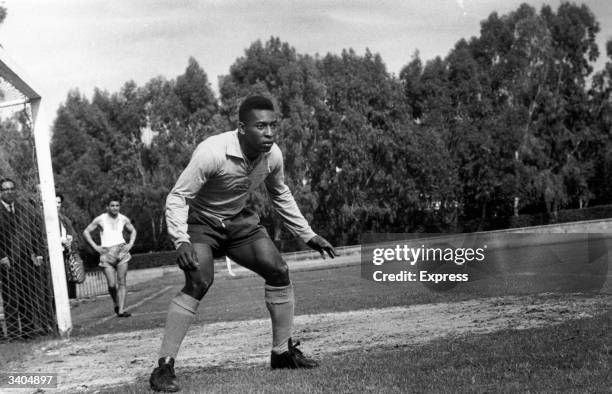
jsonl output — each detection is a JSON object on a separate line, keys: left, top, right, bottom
{"left": 56, "top": 192, "right": 64, "bottom": 203}
{"left": 238, "top": 95, "right": 275, "bottom": 123}
{"left": 106, "top": 195, "right": 121, "bottom": 205}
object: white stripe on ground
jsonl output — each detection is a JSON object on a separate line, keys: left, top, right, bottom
{"left": 80, "top": 285, "right": 174, "bottom": 330}
{"left": 7, "top": 293, "right": 610, "bottom": 392}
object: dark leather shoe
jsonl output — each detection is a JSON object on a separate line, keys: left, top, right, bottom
{"left": 150, "top": 357, "right": 180, "bottom": 392}
{"left": 271, "top": 338, "right": 319, "bottom": 369}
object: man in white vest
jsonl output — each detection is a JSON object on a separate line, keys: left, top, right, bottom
{"left": 83, "top": 196, "right": 137, "bottom": 317}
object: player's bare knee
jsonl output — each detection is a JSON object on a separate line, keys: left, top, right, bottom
{"left": 265, "top": 262, "right": 290, "bottom": 286}
{"left": 184, "top": 273, "right": 213, "bottom": 299}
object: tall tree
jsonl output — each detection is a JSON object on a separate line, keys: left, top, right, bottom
{"left": 401, "top": 2, "right": 603, "bottom": 228}
{"left": 51, "top": 58, "right": 221, "bottom": 252}
{"left": 589, "top": 39, "right": 612, "bottom": 204}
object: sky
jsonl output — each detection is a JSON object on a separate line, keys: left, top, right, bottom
{"left": 0, "top": 0, "right": 611, "bottom": 136}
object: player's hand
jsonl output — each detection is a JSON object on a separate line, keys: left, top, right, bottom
{"left": 31, "top": 253, "right": 43, "bottom": 267}
{"left": 177, "top": 242, "right": 199, "bottom": 270}
{"left": 94, "top": 245, "right": 105, "bottom": 254}
{"left": 0, "top": 256, "right": 10, "bottom": 269}
{"left": 62, "top": 234, "right": 73, "bottom": 247}
{"left": 307, "top": 235, "right": 337, "bottom": 259}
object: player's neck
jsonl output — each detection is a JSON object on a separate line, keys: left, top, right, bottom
{"left": 238, "top": 134, "right": 260, "bottom": 163}
{"left": 107, "top": 212, "right": 119, "bottom": 219}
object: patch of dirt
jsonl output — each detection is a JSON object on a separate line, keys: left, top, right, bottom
{"left": 4, "top": 293, "right": 610, "bottom": 392}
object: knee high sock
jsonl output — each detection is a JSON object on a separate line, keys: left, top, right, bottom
{"left": 265, "top": 283, "right": 294, "bottom": 354}
{"left": 159, "top": 292, "right": 200, "bottom": 359}
{"left": 117, "top": 284, "right": 127, "bottom": 312}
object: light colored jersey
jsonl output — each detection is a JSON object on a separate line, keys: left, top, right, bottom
{"left": 98, "top": 213, "right": 130, "bottom": 247}
{"left": 166, "top": 129, "right": 316, "bottom": 248}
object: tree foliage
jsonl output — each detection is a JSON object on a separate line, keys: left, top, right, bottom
{"left": 401, "top": 2, "right": 603, "bottom": 229}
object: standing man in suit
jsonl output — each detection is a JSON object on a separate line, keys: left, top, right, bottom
{"left": 0, "top": 177, "right": 52, "bottom": 340}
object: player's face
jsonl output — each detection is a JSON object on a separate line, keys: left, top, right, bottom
{"left": 56, "top": 196, "right": 63, "bottom": 210}
{"left": 107, "top": 201, "right": 121, "bottom": 216}
{"left": 0, "top": 181, "right": 16, "bottom": 204}
{"left": 240, "top": 109, "right": 278, "bottom": 155}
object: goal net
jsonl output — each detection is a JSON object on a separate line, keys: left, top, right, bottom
{"left": 0, "top": 48, "right": 71, "bottom": 341}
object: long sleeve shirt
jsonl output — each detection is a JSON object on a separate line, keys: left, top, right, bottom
{"left": 166, "top": 130, "right": 316, "bottom": 248}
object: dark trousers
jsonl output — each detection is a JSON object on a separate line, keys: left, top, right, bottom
{"left": 1, "top": 264, "right": 54, "bottom": 340}
{"left": 2, "top": 284, "right": 37, "bottom": 339}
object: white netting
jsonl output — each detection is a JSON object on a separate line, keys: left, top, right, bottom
{"left": 0, "top": 75, "right": 29, "bottom": 109}
{"left": 0, "top": 74, "right": 57, "bottom": 341}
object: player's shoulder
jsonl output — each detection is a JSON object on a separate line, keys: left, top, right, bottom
{"left": 94, "top": 213, "right": 107, "bottom": 222}
{"left": 118, "top": 213, "right": 131, "bottom": 223}
{"left": 89, "top": 213, "right": 105, "bottom": 227}
{"left": 193, "top": 130, "right": 234, "bottom": 158}
{"left": 270, "top": 143, "right": 282, "bottom": 156}
{"left": 198, "top": 130, "right": 234, "bottom": 149}
{"left": 267, "top": 143, "right": 284, "bottom": 165}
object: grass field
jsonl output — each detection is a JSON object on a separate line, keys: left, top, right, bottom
{"left": 102, "top": 310, "right": 611, "bottom": 393}
{"left": 1, "top": 246, "right": 611, "bottom": 393}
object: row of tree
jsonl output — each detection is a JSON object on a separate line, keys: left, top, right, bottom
{"left": 46, "top": 2, "right": 612, "bottom": 252}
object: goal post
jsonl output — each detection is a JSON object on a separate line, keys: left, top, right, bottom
{"left": 0, "top": 46, "right": 71, "bottom": 339}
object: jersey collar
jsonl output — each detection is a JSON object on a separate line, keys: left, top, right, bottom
{"left": 227, "top": 129, "right": 272, "bottom": 162}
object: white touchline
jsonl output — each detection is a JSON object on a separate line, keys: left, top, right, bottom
{"left": 80, "top": 285, "right": 174, "bottom": 330}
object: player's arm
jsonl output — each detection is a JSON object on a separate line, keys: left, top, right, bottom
{"left": 0, "top": 218, "right": 9, "bottom": 267}
{"left": 25, "top": 201, "right": 45, "bottom": 266}
{"left": 0, "top": 251, "right": 8, "bottom": 268}
{"left": 166, "top": 143, "right": 218, "bottom": 270}
{"left": 0, "top": 236, "right": 8, "bottom": 268}
{"left": 61, "top": 215, "right": 76, "bottom": 247}
{"left": 265, "top": 146, "right": 336, "bottom": 259}
{"left": 83, "top": 217, "right": 104, "bottom": 254}
{"left": 124, "top": 219, "right": 137, "bottom": 251}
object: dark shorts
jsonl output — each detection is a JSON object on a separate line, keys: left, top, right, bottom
{"left": 187, "top": 208, "right": 269, "bottom": 257}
